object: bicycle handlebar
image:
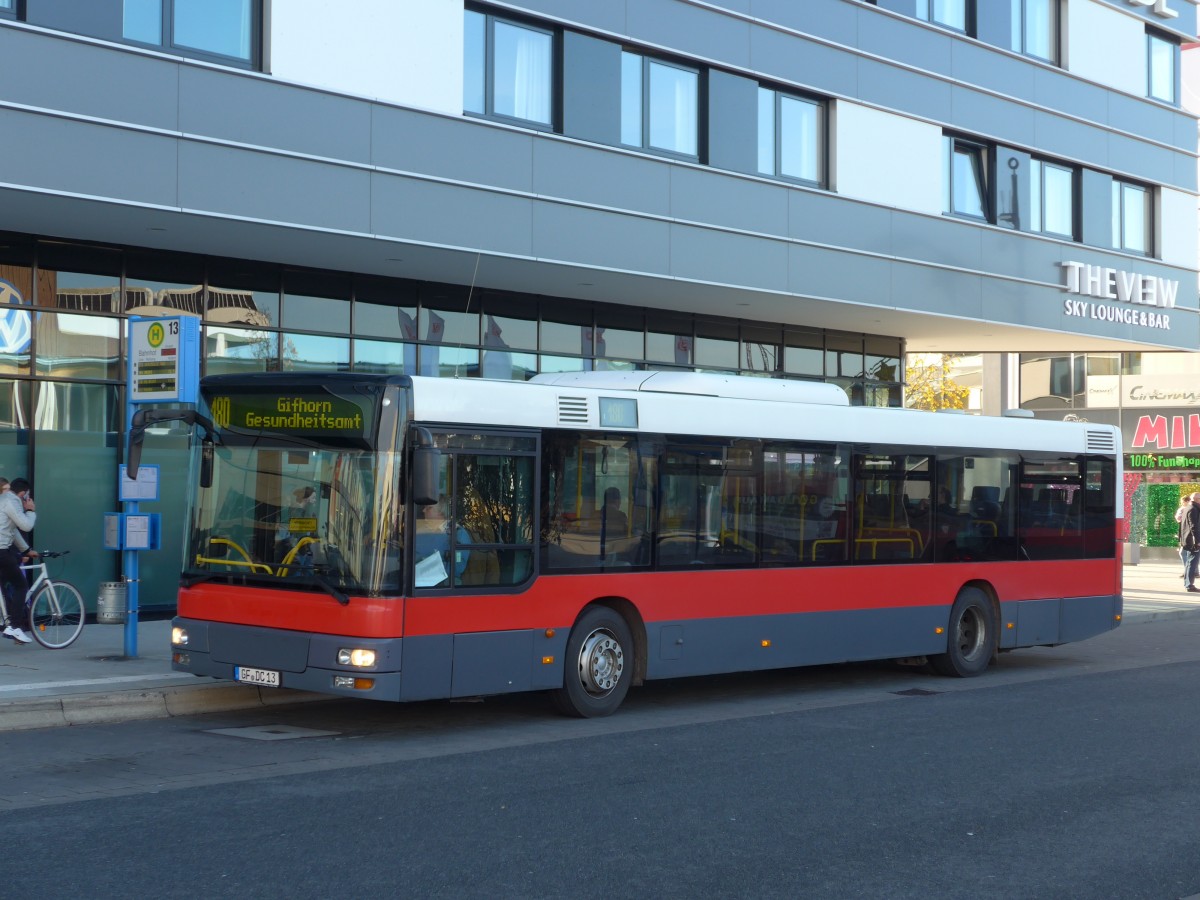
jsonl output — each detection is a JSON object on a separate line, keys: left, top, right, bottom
{"left": 32, "top": 550, "right": 69, "bottom": 559}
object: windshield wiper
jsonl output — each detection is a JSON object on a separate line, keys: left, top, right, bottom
{"left": 311, "top": 567, "right": 350, "bottom": 606}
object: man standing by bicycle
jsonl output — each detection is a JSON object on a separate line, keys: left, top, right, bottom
{"left": 0, "top": 477, "right": 36, "bottom": 644}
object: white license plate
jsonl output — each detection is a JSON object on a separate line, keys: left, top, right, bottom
{"left": 234, "top": 666, "right": 280, "bottom": 687}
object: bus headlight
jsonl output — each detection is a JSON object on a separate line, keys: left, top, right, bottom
{"left": 172, "top": 627, "right": 188, "bottom": 646}
{"left": 337, "top": 648, "right": 376, "bottom": 667}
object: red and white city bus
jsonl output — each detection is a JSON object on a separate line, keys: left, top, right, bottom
{"left": 135, "top": 370, "right": 1123, "bottom": 717}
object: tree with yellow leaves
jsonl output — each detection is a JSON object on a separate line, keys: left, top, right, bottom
{"left": 904, "top": 353, "right": 970, "bottom": 411}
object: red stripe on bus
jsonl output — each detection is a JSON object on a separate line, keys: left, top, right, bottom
{"left": 179, "top": 558, "right": 1118, "bottom": 639}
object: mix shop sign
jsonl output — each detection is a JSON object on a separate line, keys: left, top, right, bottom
{"left": 1126, "top": 412, "right": 1200, "bottom": 470}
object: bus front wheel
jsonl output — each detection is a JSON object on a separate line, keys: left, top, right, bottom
{"left": 930, "top": 587, "right": 995, "bottom": 678}
{"left": 552, "top": 606, "right": 633, "bottom": 717}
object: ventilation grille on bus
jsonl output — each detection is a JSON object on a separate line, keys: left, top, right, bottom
{"left": 1086, "top": 430, "right": 1116, "bottom": 453}
{"left": 558, "top": 396, "right": 589, "bottom": 425}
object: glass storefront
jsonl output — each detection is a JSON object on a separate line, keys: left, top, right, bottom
{"left": 0, "top": 232, "right": 908, "bottom": 611}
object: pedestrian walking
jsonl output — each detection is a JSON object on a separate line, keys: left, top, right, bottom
{"left": 1180, "top": 492, "right": 1200, "bottom": 593}
{"left": 1177, "top": 493, "right": 1192, "bottom": 578}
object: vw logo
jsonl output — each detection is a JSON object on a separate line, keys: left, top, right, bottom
{"left": 0, "top": 279, "right": 32, "bottom": 355}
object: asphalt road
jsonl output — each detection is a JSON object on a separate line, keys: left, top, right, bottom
{"left": 3, "top": 618, "right": 1200, "bottom": 899}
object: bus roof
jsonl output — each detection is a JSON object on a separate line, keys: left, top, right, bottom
{"left": 531, "top": 370, "right": 850, "bottom": 406}
{"left": 408, "top": 373, "right": 1121, "bottom": 457}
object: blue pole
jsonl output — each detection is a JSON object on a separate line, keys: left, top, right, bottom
{"left": 123, "top": 391, "right": 138, "bottom": 659}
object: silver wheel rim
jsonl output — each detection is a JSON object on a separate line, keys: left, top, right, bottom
{"left": 956, "top": 606, "right": 986, "bottom": 662}
{"left": 576, "top": 628, "right": 624, "bottom": 697}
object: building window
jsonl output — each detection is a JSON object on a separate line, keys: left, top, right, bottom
{"left": 621, "top": 52, "right": 699, "bottom": 158}
{"left": 1147, "top": 31, "right": 1177, "bottom": 103}
{"left": 463, "top": 10, "right": 554, "bottom": 127}
{"left": 757, "top": 89, "right": 823, "bottom": 185}
{"left": 1029, "top": 159, "right": 1075, "bottom": 239}
{"left": 0, "top": 0, "right": 13, "bottom": 17}
{"left": 1112, "top": 180, "right": 1151, "bottom": 255}
{"left": 918, "top": 0, "right": 972, "bottom": 33}
{"left": 123, "top": 0, "right": 258, "bottom": 66}
{"left": 943, "top": 137, "right": 989, "bottom": 220}
{"left": 1011, "top": 0, "right": 1057, "bottom": 63}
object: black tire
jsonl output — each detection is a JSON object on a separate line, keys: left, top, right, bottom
{"left": 551, "top": 606, "right": 634, "bottom": 717}
{"left": 930, "top": 587, "right": 995, "bottom": 677}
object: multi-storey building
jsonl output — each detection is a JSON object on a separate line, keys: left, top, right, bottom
{"left": 0, "top": 0, "right": 1194, "bottom": 603}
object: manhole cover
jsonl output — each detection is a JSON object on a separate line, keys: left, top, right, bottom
{"left": 892, "top": 688, "right": 941, "bottom": 697}
{"left": 205, "top": 724, "right": 340, "bottom": 741}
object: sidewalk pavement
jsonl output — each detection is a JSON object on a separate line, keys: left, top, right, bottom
{"left": 1, "top": 562, "right": 1198, "bottom": 733}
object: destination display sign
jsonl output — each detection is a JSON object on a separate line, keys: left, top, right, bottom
{"left": 205, "top": 389, "right": 376, "bottom": 441}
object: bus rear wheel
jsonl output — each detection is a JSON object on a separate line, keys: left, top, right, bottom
{"left": 552, "top": 607, "right": 633, "bottom": 718}
{"left": 930, "top": 587, "right": 995, "bottom": 678}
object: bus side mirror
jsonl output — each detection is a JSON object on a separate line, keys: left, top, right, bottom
{"left": 412, "top": 446, "right": 440, "bottom": 508}
{"left": 199, "top": 439, "right": 214, "bottom": 489}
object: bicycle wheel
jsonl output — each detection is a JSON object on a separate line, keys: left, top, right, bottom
{"left": 28, "top": 580, "right": 85, "bottom": 649}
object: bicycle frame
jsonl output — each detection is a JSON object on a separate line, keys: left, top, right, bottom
{"left": 18, "top": 560, "right": 52, "bottom": 612}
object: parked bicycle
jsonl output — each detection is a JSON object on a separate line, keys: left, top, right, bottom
{"left": 0, "top": 550, "right": 85, "bottom": 649}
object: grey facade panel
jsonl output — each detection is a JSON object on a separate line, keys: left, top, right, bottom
{"left": 670, "top": 164, "right": 789, "bottom": 238}
{"left": 532, "top": 140, "right": 672, "bottom": 219}
{"left": 856, "top": 57, "right": 953, "bottom": 125}
{"left": 789, "top": 190, "right": 894, "bottom": 255}
{"left": 873, "top": 0, "right": 920, "bottom": 16}
{"left": 1079, "top": 168, "right": 1114, "bottom": 249}
{"left": 951, "top": 41, "right": 1037, "bottom": 103}
{"left": 0, "top": 26, "right": 179, "bottom": 131}
{"left": 707, "top": 69, "right": 758, "bottom": 177}
{"left": 25, "top": 0, "right": 121, "bottom": 42}
{"left": 978, "top": 228, "right": 1073, "bottom": 288}
{"left": 951, "top": 84, "right": 1037, "bottom": 150}
{"left": 891, "top": 214, "right": 984, "bottom": 272}
{"left": 372, "top": 174, "right": 534, "bottom": 257}
{"left": 531, "top": 202, "right": 672, "bottom": 275}
{"left": 561, "top": 30, "right": 621, "bottom": 147}
{"left": 1174, "top": 151, "right": 1199, "bottom": 194}
{"left": 672, "top": 165, "right": 792, "bottom": 236}
{"left": 501, "top": 0, "right": 629, "bottom": 35}
{"left": 1108, "top": 132, "right": 1177, "bottom": 186}
{"left": 856, "top": 8, "right": 955, "bottom": 79}
{"left": 179, "top": 67, "right": 373, "bottom": 164}
{"left": 980, "top": 276, "right": 1060, "bottom": 334}
{"left": 179, "top": 142, "right": 370, "bottom": 233}
{"left": 749, "top": 25, "right": 858, "bottom": 99}
{"left": 891, "top": 260, "right": 984, "bottom": 319}
{"left": 0, "top": 109, "right": 179, "bottom": 205}
{"left": 750, "top": 0, "right": 859, "bottom": 48}
{"left": 1032, "top": 69, "right": 1109, "bottom": 133}
{"left": 1107, "top": 91, "right": 1179, "bottom": 149}
{"left": 627, "top": 0, "right": 752, "bottom": 69}
{"left": 670, "top": 223, "right": 789, "bottom": 293}
{"left": 1033, "top": 109, "right": 1108, "bottom": 169}
{"left": 371, "top": 107, "right": 535, "bottom": 195}
{"left": 788, "top": 243, "right": 892, "bottom": 306}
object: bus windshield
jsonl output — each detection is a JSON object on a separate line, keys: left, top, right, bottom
{"left": 186, "top": 379, "right": 402, "bottom": 596}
